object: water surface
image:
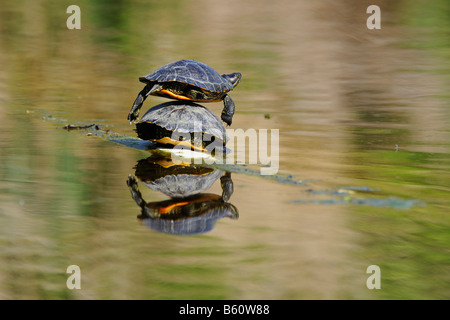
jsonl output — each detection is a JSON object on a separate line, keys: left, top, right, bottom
{"left": 0, "top": 0, "right": 449, "bottom": 299}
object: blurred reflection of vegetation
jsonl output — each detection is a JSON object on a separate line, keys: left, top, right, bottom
{"left": 399, "top": 0, "right": 450, "bottom": 50}
{"left": 348, "top": 150, "right": 450, "bottom": 299}
{"left": 399, "top": 0, "right": 450, "bottom": 90}
{"left": 345, "top": 0, "right": 450, "bottom": 299}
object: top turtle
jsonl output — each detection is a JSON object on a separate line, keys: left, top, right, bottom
{"left": 127, "top": 59, "right": 241, "bottom": 126}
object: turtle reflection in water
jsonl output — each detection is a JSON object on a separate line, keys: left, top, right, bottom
{"left": 126, "top": 154, "right": 238, "bottom": 235}
{"left": 135, "top": 101, "right": 228, "bottom": 154}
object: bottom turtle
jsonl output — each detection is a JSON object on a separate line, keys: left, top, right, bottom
{"left": 135, "top": 101, "right": 228, "bottom": 153}
{"left": 133, "top": 154, "right": 224, "bottom": 198}
{"left": 126, "top": 171, "right": 238, "bottom": 235}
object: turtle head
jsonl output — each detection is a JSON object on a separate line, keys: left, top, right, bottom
{"left": 222, "top": 72, "right": 242, "bottom": 88}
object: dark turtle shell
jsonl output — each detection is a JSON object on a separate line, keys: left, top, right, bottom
{"left": 135, "top": 101, "right": 228, "bottom": 151}
{"left": 134, "top": 155, "right": 224, "bottom": 198}
{"left": 139, "top": 59, "right": 233, "bottom": 94}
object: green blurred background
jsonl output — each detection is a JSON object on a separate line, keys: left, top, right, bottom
{"left": 0, "top": 0, "right": 449, "bottom": 299}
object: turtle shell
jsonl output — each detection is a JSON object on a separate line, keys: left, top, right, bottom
{"left": 139, "top": 59, "right": 233, "bottom": 94}
{"left": 135, "top": 101, "right": 228, "bottom": 151}
{"left": 134, "top": 155, "right": 224, "bottom": 198}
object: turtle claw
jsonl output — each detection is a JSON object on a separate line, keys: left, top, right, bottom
{"left": 128, "top": 112, "right": 139, "bottom": 123}
{"left": 128, "top": 100, "right": 143, "bottom": 123}
{"left": 221, "top": 95, "right": 235, "bottom": 126}
{"left": 221, "top": 113, "right": 232, "bottom": 126}
{"left": 220, "top": 172, "right": 234, "bottom": 202}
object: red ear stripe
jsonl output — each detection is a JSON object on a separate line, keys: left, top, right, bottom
{"left": 222, "top": 72, "right": 242, "bottom": 87}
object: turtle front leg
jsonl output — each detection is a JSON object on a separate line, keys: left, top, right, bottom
{"left": 127, "top": 174, "right": 159, "bottom": 219}
{"left": 127, "top": 83, "right": 162, "bottom": 123}
{"left": 126, "top": 174, "right": 147, "bottom": 209}
{"left": 221, "top": 95, "right": 235, "bottom": 126}
{"left": 220, "top": 172, "right": 234, "bottom": 202}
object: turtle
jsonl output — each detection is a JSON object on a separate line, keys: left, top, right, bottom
{"left": 127, "top": 59, "right": 241, "bottom": 126}
{"left": 126, "top": 172, "right": 238, "bottom": 235}
{"left": 135, "top": 101, "right": 228, "bottom": 153}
